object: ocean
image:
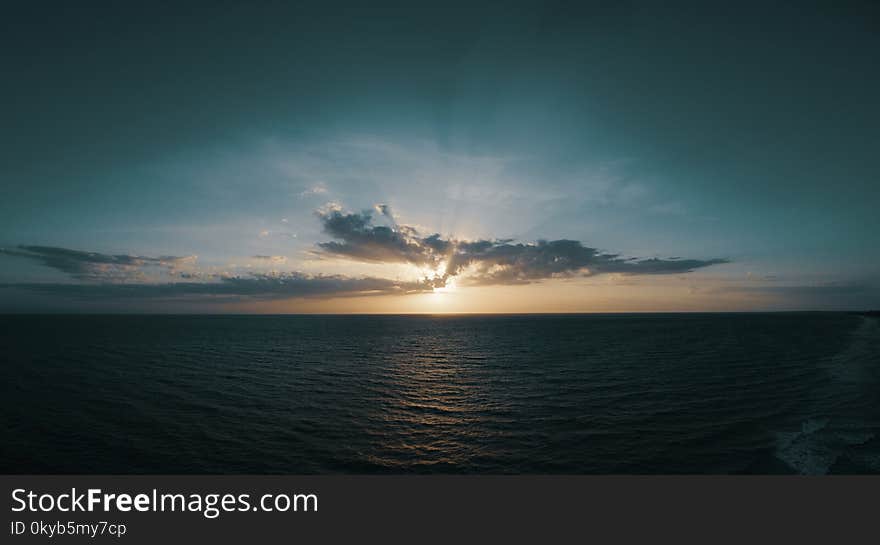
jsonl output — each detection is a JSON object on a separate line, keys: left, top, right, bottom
{"left": 2, "top": 313, "right": 879, "bottom": 474}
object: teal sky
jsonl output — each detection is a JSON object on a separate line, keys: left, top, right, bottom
{"left": 1, "top": 1, "right": 878, "bottom": 312}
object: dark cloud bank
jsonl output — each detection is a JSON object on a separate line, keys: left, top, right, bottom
{"left": 0, "top": 246, "right": 430, "bottom": 301}
{"left": 4, "top": 274, "right": 428, "bottom": 301}
{"left": 317, "top": 205, "right": 728, "bottom": 286}
{"left": 0, "top": 245, "right": 196, "bottom": 281}
{"left": 0, "top": 204, "right": 727, "bottom": 302}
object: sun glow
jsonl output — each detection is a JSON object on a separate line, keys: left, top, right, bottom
{"left": 418, "top": 260, "right": 456, "bottom": 296}
{"left": 432, "top": 277, "right": 456, "bottom": 294}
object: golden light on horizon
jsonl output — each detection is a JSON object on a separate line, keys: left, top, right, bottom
{"left": 219, "top": 269, "right": 775, "bottom": 315}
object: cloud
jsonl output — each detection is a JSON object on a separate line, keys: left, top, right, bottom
{"left": 0, "top": 202, "right": 729, "bottom": 305}
{"left": 446, "top": 241, "right": 728, "bottom": 286}
{"left": 258, "top": 230, "right": 296, "bottom": 239}
{"left": 315, "top": 204, "right": 728, "bottom": 286}
{"left": 252, "top": 255, "right": 288, "bottom": 264}
{"left": 0, "top": 245, "right": 197, "bottom": 281}
{"left": 1, "top": 273, "right": 432, "bottom": 301}
{"left": 298, "top": 183, "right": 328, "bottom": 198}
{"left": 709, "top": 282, "right": 880, "bottom": 310}
{"left": 718, "top": 283, "right": 875, "bottom": 297}
{"left": 315, "top": 205, "right": 438, "bottom": 267}
{"left": 0, "top": 243, "right": 431, "bottom": 301}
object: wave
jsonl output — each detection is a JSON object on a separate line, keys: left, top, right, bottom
{"left": 827, "top": 316, "right": 879, "bottom": 382}
{"left": 775, "top": 418, "right": 836, "bottom": 475}
{"left": 774, "top": 317, "right": 880, "bottom": 474}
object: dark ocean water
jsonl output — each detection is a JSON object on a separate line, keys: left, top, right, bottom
{"left": 2, "top": 313, "right": 879, "bottom": 474}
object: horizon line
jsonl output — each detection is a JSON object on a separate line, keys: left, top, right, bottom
{"left": 1, "top": 310, "right": 876, "bottom": 317}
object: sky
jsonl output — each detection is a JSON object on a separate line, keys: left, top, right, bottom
{"left": 1, "top": 1, "right": 878, "bottom": 313}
